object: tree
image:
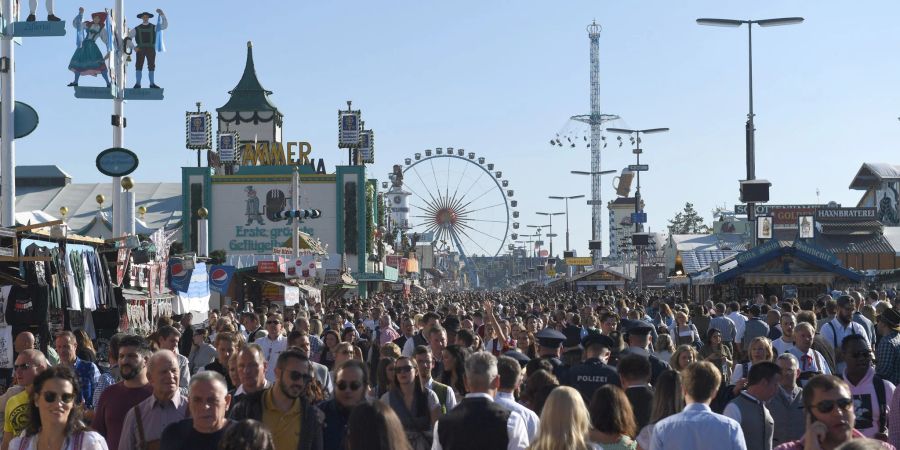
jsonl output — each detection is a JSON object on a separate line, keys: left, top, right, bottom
{"left": 668, "top": 202, "right": 710, "bottom": 234}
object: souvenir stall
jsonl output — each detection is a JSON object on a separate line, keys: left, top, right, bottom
{"left": 123, "top": 228, "right": 179, "bottom": 334}
{"left": 0, "top": 221, "right": 121, "bottom": 387}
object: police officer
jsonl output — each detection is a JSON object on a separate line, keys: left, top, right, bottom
{"left": 620, "top": 319, "right": 670, "bottom": 385}
{"left": 534, "top": 328, "right": 567, "bottom": 379}
{"left": 565, "top": 334, "right": 620, "bottom": 405}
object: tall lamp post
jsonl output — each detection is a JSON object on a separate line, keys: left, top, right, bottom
{"left": 696, "top": 17, "right": 803, "bottom": 224}
{"left": 548, "top": 194, "right": 585, "bottom": 253}
{"left": 606, "top": 127, "right": 669, "bottom": 290}
{"left": 535, "top": 212, "right": 564, "bottom": 257}
{"left": 572, "top": 169, "right": 616, "bottom": 266}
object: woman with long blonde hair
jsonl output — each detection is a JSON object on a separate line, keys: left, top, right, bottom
{"left": 528, "top": 386, "right": 602, "bottom": 450}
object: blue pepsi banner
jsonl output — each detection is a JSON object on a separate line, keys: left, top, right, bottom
{"left": 209, "top": 265, "right": 236, "bottom": 294}
{"left": 168, "top": 258, "right": 193, "bottom": 293}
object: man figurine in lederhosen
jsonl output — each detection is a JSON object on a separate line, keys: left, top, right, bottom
{"left": 26, "top": 0, "right": 60, "bottom": 22}
{"left": 128, "top": 9, "right": 167, "bottom": 89}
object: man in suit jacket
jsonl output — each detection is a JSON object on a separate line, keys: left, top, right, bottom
{"left": 618, "top": 353, "right": 654, "bottom": 431}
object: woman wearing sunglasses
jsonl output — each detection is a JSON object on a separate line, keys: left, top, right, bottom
{"left": 380, "top": 357, "right": 441, "bottom": 450}
{"left": 11, "top": 366, "right": 108, "bottom": 449}
{"left": 774, "top": 375, "right": 893, "bottom": 450}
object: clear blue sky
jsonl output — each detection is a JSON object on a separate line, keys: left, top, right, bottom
{"left": 12, "top": 1, "right": 900, "bottom": 258}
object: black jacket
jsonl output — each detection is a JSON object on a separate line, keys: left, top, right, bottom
{"left": 229, "top": 388, "right": 323, "bottom": 450}
{"left": 625, "top": 385, "right": 654, "bottom": 430}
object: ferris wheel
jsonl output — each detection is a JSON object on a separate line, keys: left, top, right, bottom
{"left": 400, "top": 147, "right": 519, "bottom": 266}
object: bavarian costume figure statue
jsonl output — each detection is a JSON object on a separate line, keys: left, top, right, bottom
{"left": 129, "top": 9, "right": 167, "bottom": 89}
{"left": 27, "top": 0, "right": 60, "bottom": 21}
{"left": 67, "top": 8, "right": 111, "bottom": 87}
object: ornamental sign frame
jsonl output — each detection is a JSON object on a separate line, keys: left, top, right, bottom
{"left": 96, "top": 147, "right": 139, "bottom": 177}
{"left": 185, "top": 111, "right": 213, "bottom": 150}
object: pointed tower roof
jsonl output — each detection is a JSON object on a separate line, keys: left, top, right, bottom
{"left": 217, "top": 41, "right": 282, "bottom": 115}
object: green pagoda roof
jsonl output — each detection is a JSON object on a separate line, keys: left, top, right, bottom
{"left": 217, "top": 41, "right": 282, "bottom": 115}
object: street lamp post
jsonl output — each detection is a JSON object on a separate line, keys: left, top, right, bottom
{"left": 696, "top": 16, "right": 803, "bottom": 224}
{"left": 549, "top": 195, "right": 585, "bottom": 253}
{"left": 571, "top": 170, "right": 615, "bottom": 266}
{"left": 607, "top": 127, "right": 669, "bottom": 291}
{"left": 536, "top": 212, "right": 564, "bottom": 257}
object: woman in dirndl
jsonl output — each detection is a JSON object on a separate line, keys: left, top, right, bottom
{"left": 67, "top": 8, "right": 111, "bottom": 87}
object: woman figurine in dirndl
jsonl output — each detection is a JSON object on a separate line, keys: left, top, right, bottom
{"left": 67, "top": 8, "right": 111, "bottom": 87}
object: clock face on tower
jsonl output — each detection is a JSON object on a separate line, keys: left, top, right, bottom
{"left": 393, "top": 196, "right": 402, "bottom": 204}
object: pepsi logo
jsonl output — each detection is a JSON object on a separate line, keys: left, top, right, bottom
{"left": 171, "top": 263, "right": 188, "bottom": 277}
{"left": 211, "top": 268, "right": 228, "bottom": 282}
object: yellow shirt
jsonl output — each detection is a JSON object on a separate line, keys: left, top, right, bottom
{"left": 262, "top": 388, "right": 302, "bottom": 450}
{"left": 4, "top": 390, "right": 29, "bottom": 435}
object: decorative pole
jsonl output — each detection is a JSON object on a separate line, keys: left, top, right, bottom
{"left": 197, "top": 207, "right": 209, "bottom": 257}
{"left": 0, "top": 0, "right": 15, "bottom": 227}
{"left": 111, "top": 0, "right": 127, "bottom": 237}
{"left": 292, "top": 166, "right": 300, "bottom": 259}
{"left": 121, "top": 176, "right": 135, "bottom": 235}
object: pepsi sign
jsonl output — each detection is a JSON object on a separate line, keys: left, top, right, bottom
{"left": 209, "top": 265, "right": 236, "bottom": 294}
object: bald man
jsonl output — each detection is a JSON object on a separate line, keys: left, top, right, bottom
{"left": 2, "top": 350, "right": 48, "bottom": 450}
{"left": 119, "top": 350, "right": 189, "bottom": 450}
{"left": 14, "top": 331, "right": 59, "bottom": 366}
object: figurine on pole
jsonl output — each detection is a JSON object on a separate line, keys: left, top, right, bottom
{"left": 128, "top": 9, "right": 167, "bottom": 89}
{"left": 27, "top": 0, "right": 59, "bottom": 22}
{"left": 67, "top": 8, "right": 111, "bottom": 87}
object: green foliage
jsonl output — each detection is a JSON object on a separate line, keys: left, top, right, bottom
{"left": 667, "top": 202, "right": 710, "bottom": 234}
{"left": 209, "top": 249, "right": 227, "bottom": 265}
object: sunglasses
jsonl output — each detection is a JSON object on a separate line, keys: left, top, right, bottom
{"left": 337, "top": 381, "right": 362, "bottom": 391}
{"left": 42, "top": 391, "right": 76, "bottom": 404}
{"left": 811, "top": 398, "right": 853, "bottom": 414}
{"left": 288, "top": 371, "right": 313, "bottom": 382}
{"left": 395, "top": 366, "right": 413, "bottom": 374}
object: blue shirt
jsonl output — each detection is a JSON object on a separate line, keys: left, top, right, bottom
{"left": 73, "top": 358, "right": 101, "bottom": 409}
{"left": 650, "top": 403, "right": 746, "bottom": 450}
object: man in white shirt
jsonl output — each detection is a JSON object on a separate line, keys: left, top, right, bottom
{"left": 432, "top": 352, "right": 529, "bottom": 450}
{"left": 723, "top": 361, "right": 781, "bottom": 450}
{"left": 496, "top": 355, "right": 539, "bottom": 441}
{"left": 256, "top": 313, "right": 287, "bottom": 382}
{"left": 788, "top": 322, "right": 831, "bottom": 385}
{"left": 821, "top": 296, "right": 870, "bottom": 373}
{"left": 727, "top": 302, "right": 747, "bottom": 357}
{"left": 771, "top": 312, "right": 797, "bottom": 356}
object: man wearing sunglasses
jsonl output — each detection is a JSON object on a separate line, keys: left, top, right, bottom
{"left": 258, "top": 313, "right": 287, "bottom": 383}
{"left": 229, "top": 348, "right": 323, "bottom": 450}
{"left": 774, "top": 375, "right": 894, "bottom": 450}
{"left": 318, "top": 360, "right": 368, "bottom": 450}
{"left": 1, "top": 350, "right": 48, "bottom": 450}
{"left": 840, "top": 334, "right": 895, "bottom": 440}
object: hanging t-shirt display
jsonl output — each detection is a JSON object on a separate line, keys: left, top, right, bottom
{"left": 0, "top": 326, "right": 13, "bottom": 369}
{"left": 0, "top": 286, "right": 11, "bottom": 325}
{"left": 81, "top": 253, "right": 96, "bottom": 311}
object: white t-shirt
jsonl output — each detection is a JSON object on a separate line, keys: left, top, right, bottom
{"left": 11, "top": 431, "right": 109, "bottom": 450}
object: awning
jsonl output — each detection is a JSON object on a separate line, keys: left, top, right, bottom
{"left": 260, "top": 280, "right": 300, "bottom": 306}
{"left": 296, "top": 284, "right": 321, "bottom": 302}
{"left": 740, "top": 273, "right": 836, "bottom": 285}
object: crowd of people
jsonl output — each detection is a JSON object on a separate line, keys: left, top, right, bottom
{"left": 0, "top": 287, "right": 899, "bottom": 450}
